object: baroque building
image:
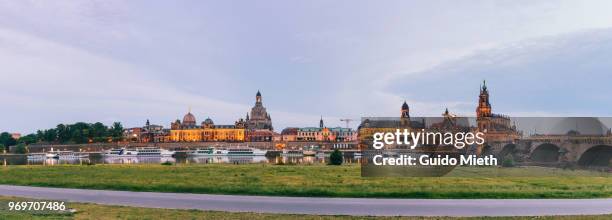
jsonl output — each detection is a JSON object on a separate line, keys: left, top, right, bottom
{"left": 124, "top": 119, "right": 169, "bottom": 143}
{"left": 245, "top": 91, "right": 274, "bottom": 141}
{"left": 246, "top": 91, "right": 273, "bottom": 130}
{"left": 169, "top": 91, "right": 275, "bottom": 142}
{"left": 358, "top": 101, "right": 427, "bottom": 150}
{"left": 294, "top": 116, "right": 357, "bottom": 142}
{"left": 475, "top": 80, "right": 520, "bottom": 149}
{"left": 169, "top": 110, "right": 246, "bottom": 142}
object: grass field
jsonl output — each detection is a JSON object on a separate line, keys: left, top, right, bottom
{"left": 1, "top": 164, "right": 611, "bottom": 199}
{"left": 0, "top": 196, "right": 611, "bottom": 220}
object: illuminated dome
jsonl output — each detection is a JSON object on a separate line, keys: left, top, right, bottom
{"left": 182, "top": 112, "right": 196, "bottom": 125}
{"left": 204, "top": 118, "right": 214, "bottom": 125}
{"left": 550, "top": 117, "right": 609, "bottom": 135}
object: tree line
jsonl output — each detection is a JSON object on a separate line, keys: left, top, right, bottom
{"left": 1, "top": 122, "right": 124, "bottom": 153}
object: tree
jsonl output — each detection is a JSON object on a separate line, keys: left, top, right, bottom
{"left": 329, "top": 149, "right": 343, "bottom": 165}
{"left": 0, "top": 144, "right": 4, "bottom": 154}
{"left": 56, "top": 124, "right": 69, "bottom": 143}
{"left": 0, "top": 132, "right": 17, "bottom": 151}
{"left": 110, "top": 122, "right": 124, "bottom": 142}
{"left": 18, "top": 134, "right": 37, "bottom": 145}
{"left": 13, "top": 143, "right": 27, "bottom": 154}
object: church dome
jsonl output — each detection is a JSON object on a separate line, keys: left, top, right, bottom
{"left": 204, "top": 117, "right": 214, "bottom": 125}
{"left": 183, "top": 112, "right": 196, "bottom": 124}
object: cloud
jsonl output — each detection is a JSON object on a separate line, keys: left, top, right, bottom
{"left": 0, "top": 27, "right": 332, "bottom": 133}
{"left": 386, "top": 28, "right": 612, "bottom": 117}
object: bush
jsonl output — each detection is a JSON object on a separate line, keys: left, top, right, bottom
{"left": 501, "top": 155, "right": 515, "bottom": 167}
{"left": 161, "top": 161, "right": 173, "bottom": 166}
{"left": 329, "top": 149, "right": 343, "bottom": 165}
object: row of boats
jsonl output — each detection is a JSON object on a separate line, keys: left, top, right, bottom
{"left": 106, "top": 147, "right": 268, "bottom": 157}
{"left": 27, "top": 147, "right": 356, "bottom": 160}
{"left": 28, "top": 147, "right": 268, "bottom": 160}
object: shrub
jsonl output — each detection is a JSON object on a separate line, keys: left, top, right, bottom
{"left": 329, "top": 149, "right": 343, "bottom": 165}
{"left": 161, "top": 161, "right": 173, "bottom": 166}
{"left": 501, "top": 155, "right": 515, "bottom": 167}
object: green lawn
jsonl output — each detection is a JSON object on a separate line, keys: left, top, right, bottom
{"left": 1, "top": 164, "right": 611, "bottom": 199}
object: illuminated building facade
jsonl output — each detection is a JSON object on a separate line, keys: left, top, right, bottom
{"left": 169, "top": 111, "right": 246, "bottom": 142}
{"left": 169, "top": 91, "right": 274, "bottom": 142}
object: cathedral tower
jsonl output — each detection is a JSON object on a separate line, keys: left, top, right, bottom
{"left": 400, "top": 101, "right": 410, "bottom": 127}
{"left": 246, "top": 90, "right": 273, "bottom": 130}
{"left": 476, "top": 80, "right": 492, "bottom": 118}
{"left": 319, "top": 116, "right": 324, "bottom": 128}
{"left": 256, "top": 90, "right": 262, "bottom": 103}
{"left": 401, "top": 101, "right": 410, "bottom": 119}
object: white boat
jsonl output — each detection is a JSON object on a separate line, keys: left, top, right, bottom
{"left": 282, "top": 149, "right": 304, "bottom": 157}
{"left": 56, "top": 151, "right": 89, "bottom": 159}
{"left": 27, "top": 153, "right": 47, "bottom": 160}
{"left": 104, "top": 147, "right": 174, "bottom": 157}
{"left": 45, "top": 152, "right": 59, "bottom": 159}
{"left": 303, "top": 150, "right": 316, "bottom": 156}
{"left": 41, "top": 151, "right": 88, "bottom": 159}
{"left": 188, "top": 147, "right": 267, "bottom": 157}
{"left": 106, "top": 148, "right": 126, "bottom": 156}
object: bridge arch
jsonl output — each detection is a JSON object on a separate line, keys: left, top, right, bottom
{"left": 498, "top": 144, "right": 517, "bottom": 159}
{"left": 577, "top": 145, "right": 612, "bottom": 167}
{"left": 531, "top": 143, "right": 560, "bottom": 163}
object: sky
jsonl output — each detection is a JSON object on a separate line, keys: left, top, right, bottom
{"left": 1, "top": 0, "right": 612, "bottom": 134}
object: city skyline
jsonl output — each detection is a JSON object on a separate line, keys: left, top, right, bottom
{"left": 2, "top": 1, "right": 612, "bottom": 133}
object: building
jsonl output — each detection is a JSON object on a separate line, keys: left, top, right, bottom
{"left": 124, "top": 120, "right": 170, "bottom": 143}
{"left": 168, "top": 91, "right": 275, "bottom": 142}
{"left": 279, "top": 128, "right": 298, "bottom": 141}
{"left": 10, "top": 133, "right": 21, "bottom": 140}
{"left": 475, "top": 80, "right": 521, "bottom": 145}
{"left": 169, "top": 110, "right": 246, "bottom": 142}
{"left": 245, "top": 91, "right": 275, "bottom": 141}
{"left": 295, "top": 117, "right": 357, "bottom": 142}
{"left": 246, "top": 91, "right": 273, "bottom": 130}
{"left": 358, "top": 101, "right": 426, "bottom": 149}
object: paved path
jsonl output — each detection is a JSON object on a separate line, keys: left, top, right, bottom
{"left": 1, "top": 185, "right": 612, "bottom": 217}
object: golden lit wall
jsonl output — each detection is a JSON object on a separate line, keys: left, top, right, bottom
{"left": 170, "top": 128, "right": 245, "bottom": 142}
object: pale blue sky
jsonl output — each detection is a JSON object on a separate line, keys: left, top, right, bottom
{"left": 1, "top": 0, "right": 612, "bottom": 133}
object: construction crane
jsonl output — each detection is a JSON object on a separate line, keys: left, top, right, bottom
{"left": 339, "top": 119, "right": 355, "bottom": 129}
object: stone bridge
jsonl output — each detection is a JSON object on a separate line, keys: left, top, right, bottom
{"left": 483, "top": 135, "right": 612, "bottom": 167}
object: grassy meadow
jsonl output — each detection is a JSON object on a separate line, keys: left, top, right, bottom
{"left": 1, "top": 164, "right": 611, "bottom": 199}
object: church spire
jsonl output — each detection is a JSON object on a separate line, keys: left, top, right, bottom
{"left": 476, "top": 80, "right": 492, "bottom": 117}
{"left": 319, "top": 116, "right": 324, "bottom": 128}
{"left": 481, "top": 80, "right": 487, "bottom": 92}
{"left": 401, "top": 101, "right": 410, "bottom": 119}
{"left": 256, "top": 90, "right": 262, "bottom": 103}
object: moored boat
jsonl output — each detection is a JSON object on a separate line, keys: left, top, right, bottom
{"left": 188, "top": 147, "right": 267, "bottom": 157}
{"left": 27, "top": 153, "right": 47, "bottom": 160}
{"left": 104, "top": 147, "right": 174, "bottom": 157}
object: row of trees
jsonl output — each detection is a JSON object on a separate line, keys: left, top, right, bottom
{"left": 35, "top": 122, "right": 124, "bottom": 144}
{"left": 1, "top": 122, "right": 124, "bottom": 152}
